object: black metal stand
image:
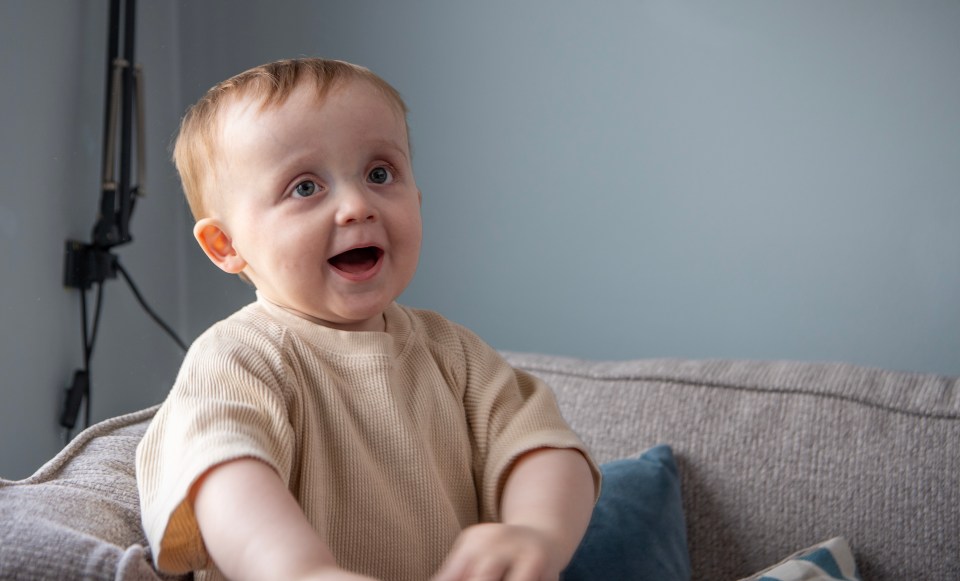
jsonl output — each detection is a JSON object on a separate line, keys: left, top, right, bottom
{"left": 61, "top": 0, "right": 141, "bottom": 436}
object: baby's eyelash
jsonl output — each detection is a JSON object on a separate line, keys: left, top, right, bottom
{"left": 370, "top": 162, "right": 401, "bottom": 182}
{"left": 288, "top": 177, "right": 323, "bottom": 199}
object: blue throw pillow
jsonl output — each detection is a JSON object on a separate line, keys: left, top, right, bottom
{"left": 562, "top": 444, "right": 691, "bottom": 581}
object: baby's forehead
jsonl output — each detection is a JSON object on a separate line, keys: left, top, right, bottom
{"left": 215, "top": 78, "right": 411, "bottom": 157}
{"left": 227, "top": 77, "right": 405, "bottom": 123}
{"left": 210, "top": 77, "right": 409, "bottom": 169}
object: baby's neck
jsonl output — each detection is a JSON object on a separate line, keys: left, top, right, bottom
{"left": 259, "top": 294, "right": 387, "bottom": 332}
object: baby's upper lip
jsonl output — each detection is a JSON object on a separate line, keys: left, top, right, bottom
{"left": 327, "top": 242, "right": 384, "bottom": 261}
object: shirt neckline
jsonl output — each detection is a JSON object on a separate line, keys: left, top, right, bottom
{"left": 253, "top": 292, "right": 412, "bottom": 358}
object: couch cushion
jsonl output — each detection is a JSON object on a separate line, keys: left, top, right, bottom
{"left": 0, "top": 405, "right": 182, "bottom": 581}
{"left": 562, "top": 444, "right": 691, "bottom": 581}
{"left": 503, "top": 353, "right": 959, "bottom": 581}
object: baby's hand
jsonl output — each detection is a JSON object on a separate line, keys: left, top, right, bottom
{"left": 300, "top": 566, "right": 381, "bottom": 581}
{"left": 431, "top": 523, "right": 561, "bottom": 581}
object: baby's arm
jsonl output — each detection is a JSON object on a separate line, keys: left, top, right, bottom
{"left": 432, "top": 447, "right": 596, "bottom": 581}
{"left": 193, "top": 458, "right": 377, "bottom": 581}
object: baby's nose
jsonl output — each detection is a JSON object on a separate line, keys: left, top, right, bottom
{"left": 335, "top": 186, "right": 378, "bottom": 226}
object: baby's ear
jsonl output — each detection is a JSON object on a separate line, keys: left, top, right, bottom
{"left": 194, "top": 218, "right": 247, "bottom": 274}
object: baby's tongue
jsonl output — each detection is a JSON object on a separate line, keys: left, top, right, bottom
{"left": 329, "top": 247, "right": 378, "bottom": 274}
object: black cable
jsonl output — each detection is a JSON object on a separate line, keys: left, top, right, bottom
{"left": 83, "top": 288, "right": 91, "bottom": 431}
{"left": 115, "top": 260, "right": 188, "bottom": 352}
{"left": 80, "top": 286, "right": 91, "bottom": 437}
{"left": 62, "top": 264, "right": 184, "bottom": 445}
{"left": 83, "top": 283, "right": 104, "bottom": 430}
{"left": 80, "top": 284, "right": 90, "bottom": 366}
{"left": 88, "top": 282, "right": 104, "bottom": 362}
{"left": 64, "top": 282, "right": 102, "bottom": 445}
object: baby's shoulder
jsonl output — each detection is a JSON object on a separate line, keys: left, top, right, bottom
{"left": 189, "top": 303, "right": 290, "bottom": 362}
{"left": 399, "top": 305, "right": 474, "bottom": 349}
{"left": 171, "top": 303, "right": 295, "bottom": 402}
{"left": 396, "top": 304, "right": 498, "bottom": 365}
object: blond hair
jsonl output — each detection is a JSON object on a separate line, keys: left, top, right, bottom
{"left": 172, "top": 58, "right": 408, "bottom": 220}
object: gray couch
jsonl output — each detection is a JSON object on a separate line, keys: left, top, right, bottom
{"left": 1, "top": 353, "right": 957, "bottom": 580}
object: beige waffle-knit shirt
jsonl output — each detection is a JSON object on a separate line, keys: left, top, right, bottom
{"left": 136, "top": 296, "right": 598, "bottom": 580}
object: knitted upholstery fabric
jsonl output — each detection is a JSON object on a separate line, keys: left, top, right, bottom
{"left": 502, "top": 353, "right": 959, "bottom": 581}
{"left": 2, "top": 355, "right": 957, "bottom": 580}
{"left": 0, "top": 406, "right": 186, "bottom": 581}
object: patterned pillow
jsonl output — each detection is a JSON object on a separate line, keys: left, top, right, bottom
{"left": 738, "top": 537, "right": 862, "bottom": 581}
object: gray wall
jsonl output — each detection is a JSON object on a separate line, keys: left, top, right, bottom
{"left": 177, "top": 0, "right": 960, "bottom": 373}
{"left": 0, "top": 0, "right": 186, "bottom": 479}
{"left": 2, "top": 0, "right": 958, "bottom": 478}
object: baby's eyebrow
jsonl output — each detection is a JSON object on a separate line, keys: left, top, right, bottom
{"left": 366, "top": 139, "right": 410, "bottom": 161}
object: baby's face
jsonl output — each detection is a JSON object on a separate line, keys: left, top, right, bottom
{"left": 209, "top": 79, "right": 422, "bottom": 331}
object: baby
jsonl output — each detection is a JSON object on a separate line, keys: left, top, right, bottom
{"left": 136, "top": 58, "right": 599, "bottom": 581}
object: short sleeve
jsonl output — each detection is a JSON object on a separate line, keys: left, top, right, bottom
{"left": 457, "top": 329, "right": 601, "bottom": 521}
{"left": 135, "top": 322, "right": 295, "bottom": 574}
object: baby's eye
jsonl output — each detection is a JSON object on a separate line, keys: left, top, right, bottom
{"left": 368, "top": 166, "right": 394, "bottom": 185}
{"left": 293, "top": 180, "right": 319, "bottom": 198}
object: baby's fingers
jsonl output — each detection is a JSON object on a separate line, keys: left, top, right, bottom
{"left": 431, "top": 538, "right": 507, "bottom": 581}
{"left": 432, "top": 554, "right": 509, "bottom": 581}
{"left": 431, "top": 524, "right": 551, "bottom": 581}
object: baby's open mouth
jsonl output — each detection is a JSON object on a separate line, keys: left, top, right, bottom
{"left": 328, "top": 246, "right": 384, "bottom": 275}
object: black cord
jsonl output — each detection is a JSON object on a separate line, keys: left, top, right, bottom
{"left": 84, "top": 283, "right": 104, "bottom": 430}
{"left": 115, "top": 260, "right": 189, "bottom": 352}
{"left": 63, "top": 261, "right": 185, "bottom": 445}
{"left": 80, "top": 283, "right": 90, "bottom": 362}
{"left": 79, "top": 286, "right": 91, "bottom": 436}
{"left": 64, "top": 282, "right": 103, "bottom": 444}
{"left": 88, "top": 282, "right": 104, "bottom": 362}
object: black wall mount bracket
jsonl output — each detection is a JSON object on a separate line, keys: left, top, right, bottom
{"left": 63, "top": 241, "right": 117, "bottom": 290}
